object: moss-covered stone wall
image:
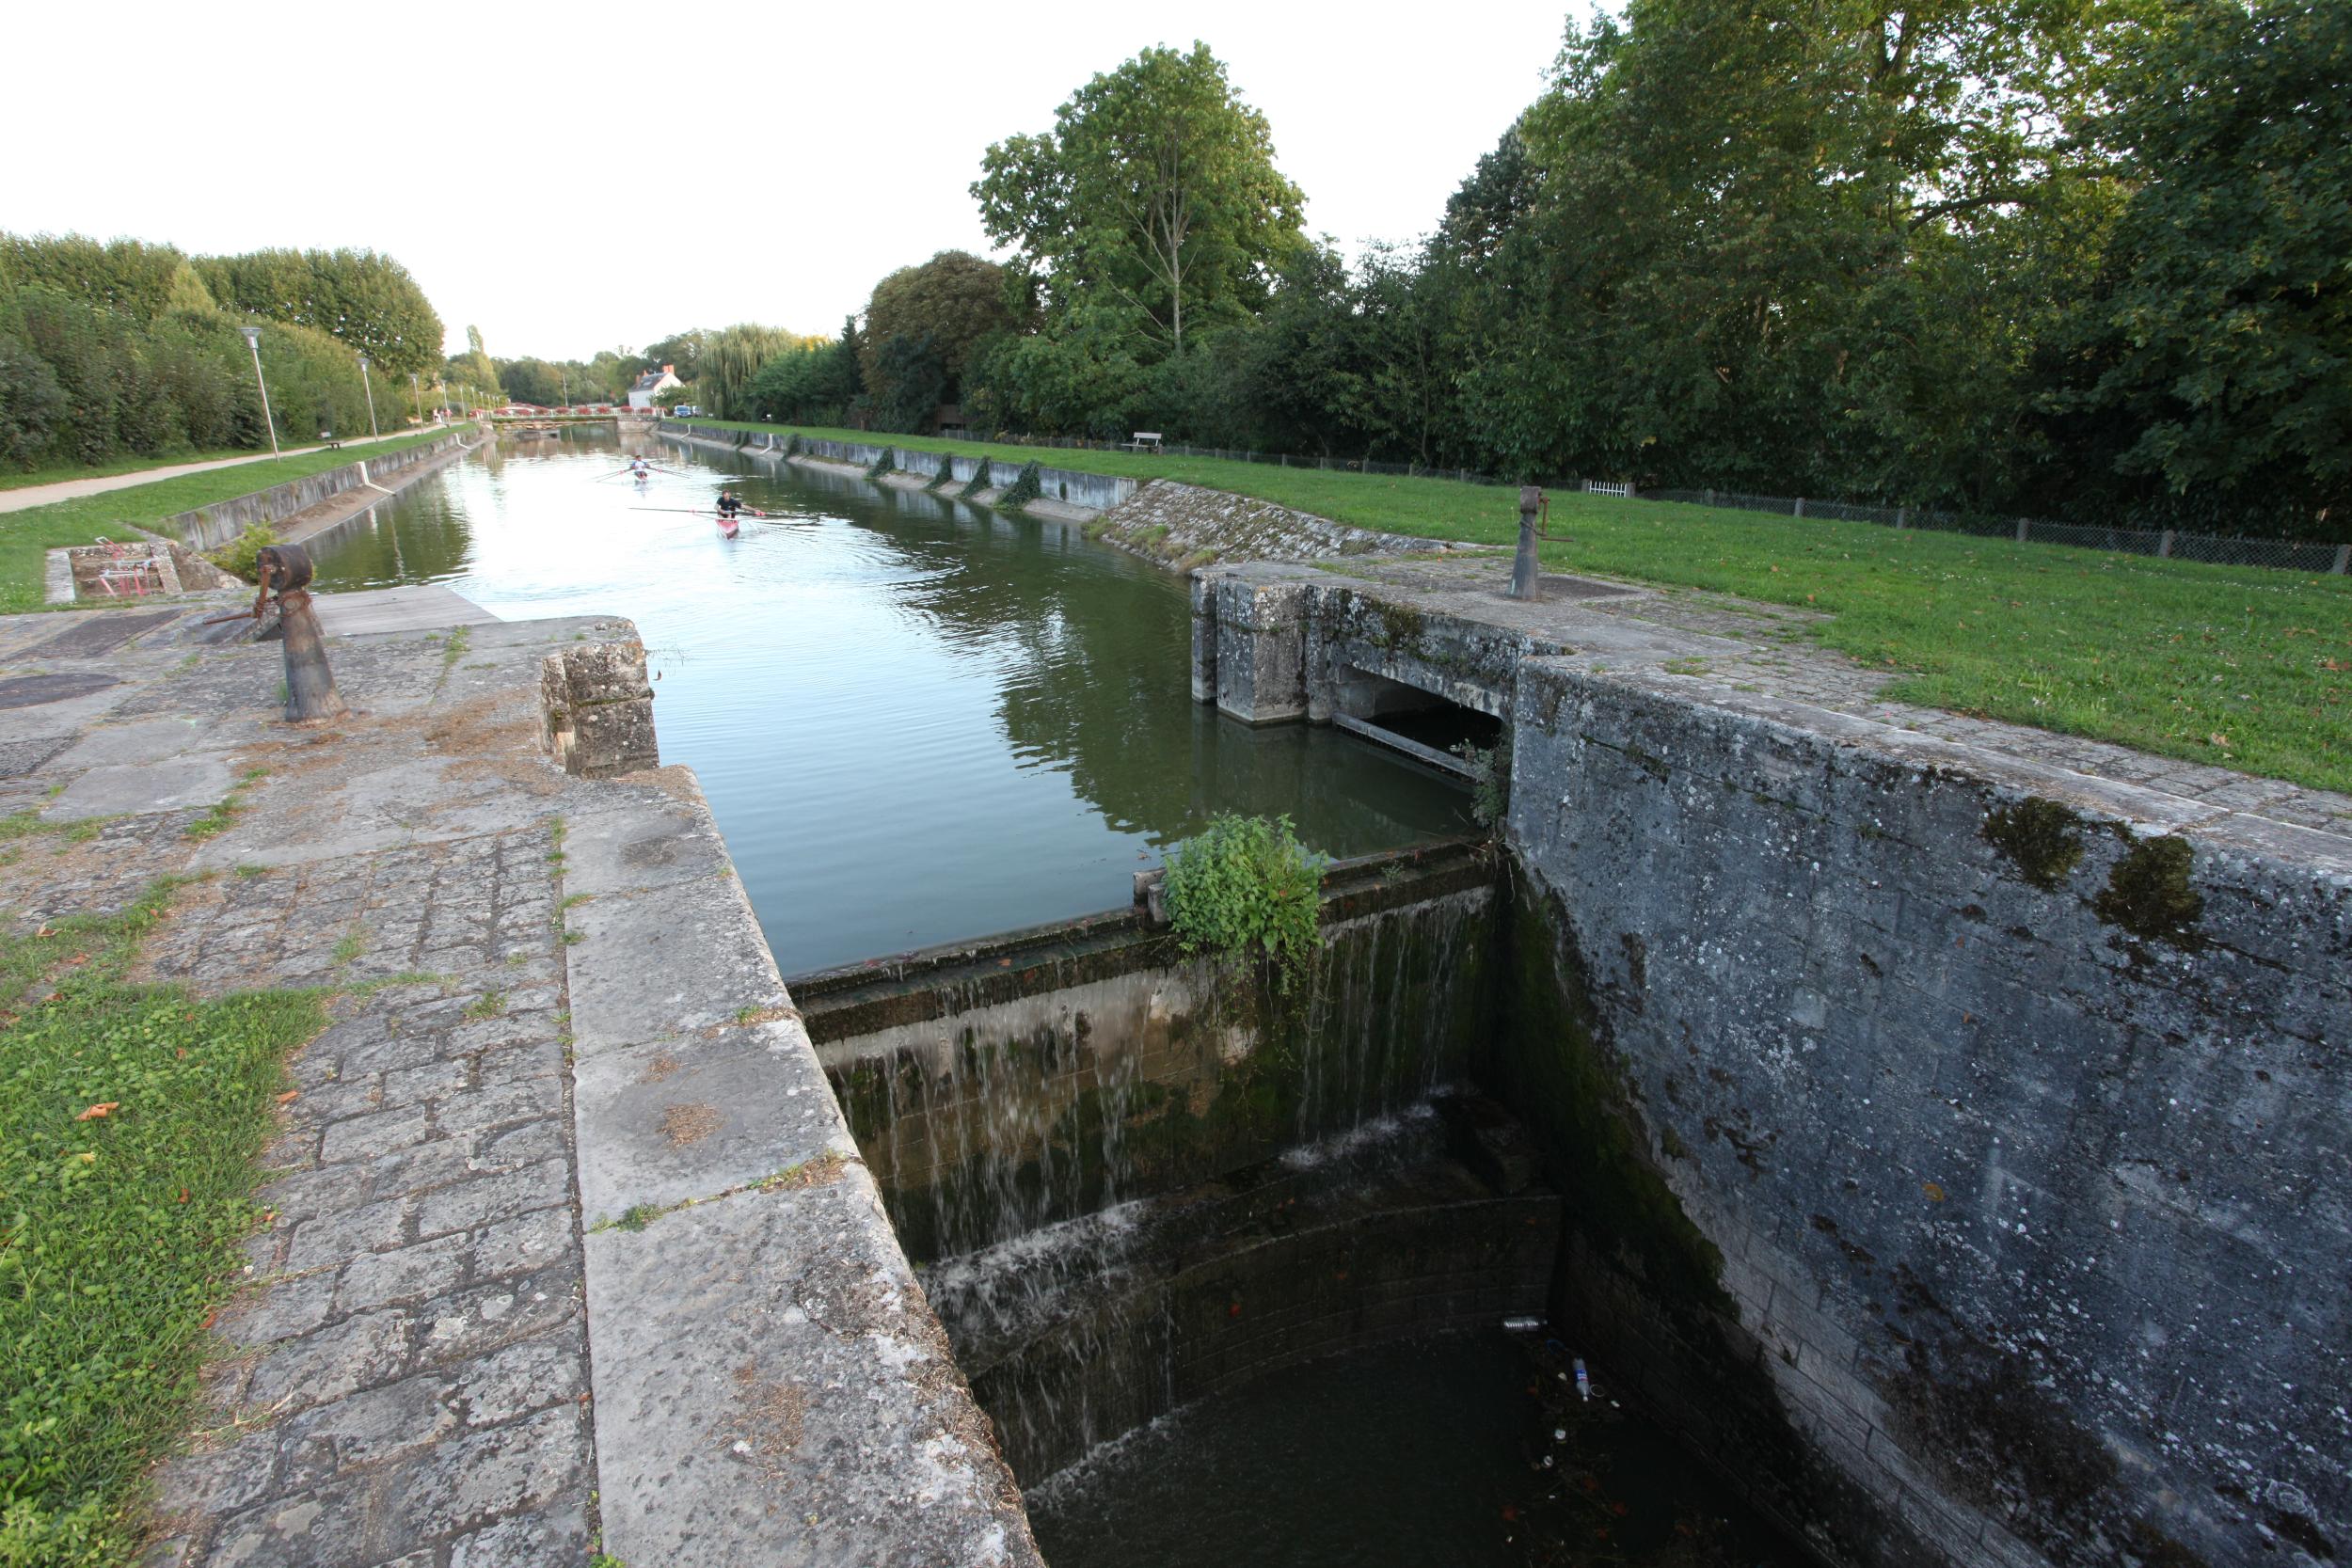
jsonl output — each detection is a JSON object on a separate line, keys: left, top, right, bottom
{"left": 1502, "top": 655, "right": 2350, "bottom": 1568}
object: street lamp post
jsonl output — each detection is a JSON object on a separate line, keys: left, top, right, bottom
{"left": 241, "top": 325, "right": 281, "bottom": 461}
{"left": 358, "top": 354, "right": 381, "bottom": 439}
{"left": 436, "top": 378, "right": 449, "bottom": 422}
{"left": 411, "top": 372, "right": 424, "bottom": 425}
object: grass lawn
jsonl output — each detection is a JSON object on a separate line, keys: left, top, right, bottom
{"left": 0, "top": 876, "right": 325, "bottom": 1566}
{"left": 0, "top": 427, "right": 468, "bottom": 615}
{"left": 712, "top": 420, "right": 2352, "bottom": 796}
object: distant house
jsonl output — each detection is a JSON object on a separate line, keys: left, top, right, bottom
{"left": 628, "top": 364, "right": 683, "bottom": 410}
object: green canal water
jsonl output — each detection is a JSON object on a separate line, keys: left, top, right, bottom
{"left": 308, "top": 429, "right": 1471, "bottom": 973}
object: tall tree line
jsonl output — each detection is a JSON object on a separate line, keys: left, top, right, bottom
{"left": 744, "top": 6, "right": 2340, "bottom": 539}
{"left": 1, "top": 234, "right": 445, "bottom": 468}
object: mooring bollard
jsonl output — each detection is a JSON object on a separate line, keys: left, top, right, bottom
{"left": 204, "top": 543, "right": 347, "bottom": 721}
{"left": 1507, "top": 484, "right": 1545, "bottom": 599}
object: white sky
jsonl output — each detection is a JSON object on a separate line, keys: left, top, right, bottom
{"left": 8, "top": 1, "right": 1572, "bottom": 363}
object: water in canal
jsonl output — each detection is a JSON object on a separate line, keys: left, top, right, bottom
{"left": 308, "top": 429, "right": 1470, "bottom": 973}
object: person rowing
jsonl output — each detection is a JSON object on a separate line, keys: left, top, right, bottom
{"left": 629, "top": 457, "right": 650, "bottom": 481}
{"left": 716, "top": 489, "right": 744, "bottom": 521}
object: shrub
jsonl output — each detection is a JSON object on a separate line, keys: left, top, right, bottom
{"left": 206, "top": 523, "right": 275, "bottom": 583}
{"left": 1461, "top": 733, "right": 1513, "bottom": 832}
{"left": 1162, "top": 814, "right": 1325, "bottom": 990}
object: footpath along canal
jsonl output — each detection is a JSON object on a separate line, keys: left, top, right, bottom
{"left": 306, "top": 429, "right": 1470, "bottom": 971}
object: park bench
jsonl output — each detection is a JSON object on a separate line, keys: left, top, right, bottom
{"left": 318, "top": 430, "right": 342, "bottom": 450}
{"left": 1122, "top": 431, "right": 1165, "bottom": 452}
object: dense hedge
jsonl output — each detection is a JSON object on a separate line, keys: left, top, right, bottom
{"left": 0, "top": 234, "right": 437, "bottom": 472}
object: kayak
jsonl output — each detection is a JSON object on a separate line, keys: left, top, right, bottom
{"left": 718, "top": 515, "right": 739, "bottom": 538}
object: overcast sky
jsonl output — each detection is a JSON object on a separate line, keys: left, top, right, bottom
{"left": 9, "top": 1, "right": 1573, "bottom": 363}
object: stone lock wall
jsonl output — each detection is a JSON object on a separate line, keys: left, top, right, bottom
{"left": 1190, "top": 562, "right": 1539, "bottom": 726}
{"left": 538, "top": 640, "right": 659, "bottom": 779}
{"left": 1499, "top": 658, "right": 2350, "bottom": 1568}
{"left": 798, "top": 842, "right": 1500, "bottom": 1263}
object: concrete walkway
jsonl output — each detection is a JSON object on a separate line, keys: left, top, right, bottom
{"left": 0, "top": 600, "right": 1037, "bottom": 1568}
{"left": 0, "top": 428, "right": 457, "bottom": 515}
{"left": 1278, "top": 553, "right": 2352, "bottom": 841}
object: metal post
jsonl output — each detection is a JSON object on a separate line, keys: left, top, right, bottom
{"left": 1793, "top": 497, "right": 1805, "bottom": 518}
{"left": 411, "top": 371, "right": 424, "bottom": 425}
{"left": 1894, "top": 505, "right": 1907, "bottom": 530}
{"left": 358, "top": 354, "right": 380, "bottom": 439}
{"left": 263, "top": 546, "right": 345, "bottom": 721}
{"left": 201, "top": 544, "right": 346, "bottom": 721}
{"left": 2333, "top": 544, "right": 2349, "bottom": 576}
{"left": 2015, "top": 517, "right": 2030, "bottom": 544}
{"left": 240, "top": 325, "right": 281, "bottom": 461}
{"left": 2158, "top": 529, "right": 2175, "bottom": 559}
{"left": 1508, "top": 485, "right": 1544, "bottom": 600}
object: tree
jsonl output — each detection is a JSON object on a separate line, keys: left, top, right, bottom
{"left": 748, "top": 319, "right": 866, "bottom": 425}
{"left": 974, "top": 41, "right": 1306, "bottom": 356}
{"left": 1433, "top": 0, "right": 2122, "bottom": 494}
{"left": 860, "top": 251, "right": 1015, "bottom": 407}
{"left": 461, "top": 326, "right": 502, "bottom": 399}
{"left": 2056, "top": 0, "right": 2349, "bottom": 531}
{"left": 701, "top": 324, "right": 825, "bottom": 420}
{"left": 0, "top": 234, "right": 186, "bottom": 319}
{"left": 197, "top": 247, "right": 442, "bottom": 375}
{"left": 642, "top": 330, "right": 708, "bottom": 383}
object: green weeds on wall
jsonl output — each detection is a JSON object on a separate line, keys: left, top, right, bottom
{"left": 1162, "top": 813, "right": 1325, "bottom": 993}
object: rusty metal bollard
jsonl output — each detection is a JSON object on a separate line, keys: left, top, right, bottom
{"left": 1508, "top": 485, "right": 1545, "bottom": 599}
{"left": 205, "top": 543, "right": 347, "bottom": 721}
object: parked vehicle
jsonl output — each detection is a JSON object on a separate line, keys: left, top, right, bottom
{"left": 672, "top": 404, "right": 701, "bottom": 418}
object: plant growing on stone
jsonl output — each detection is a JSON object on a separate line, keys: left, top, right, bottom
{"left": 1162, "top": 813, "right": 1325, "bottom": 991}
{"left": 204, "top": 522, "right": 277, "bottom": 584}
{"left": 1460, "top": 733, "right": 1512, "bottom": 832}
{"left": 995, "top": 460, "right": 1044, "bottom": 511}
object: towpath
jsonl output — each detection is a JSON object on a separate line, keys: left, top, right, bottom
{"left": 0, "top": 592, "right": 1037, "bottom": 1566}
{"left": 0, "top": 428, "right": 456, "bottom": 515}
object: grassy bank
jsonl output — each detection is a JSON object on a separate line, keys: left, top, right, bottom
{"left": 707, "top": 420, "right": 2352, "bottom": 795}
{"left": 0, "top": 426, "right": 468, "bottom": 614}
{"left": 0, "top": 879, "right": 326, "bottom": 1566}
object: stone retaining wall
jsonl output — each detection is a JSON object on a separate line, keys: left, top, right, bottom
{"left": 152, "top": 429, "right": 480, "bottom": 550}
{"left": 661, "top": 423, "right": 1136, "bottom": 514}
{"left": 932, "top": 1120, "right": 1558, "bottom": 1482}
{"left": 1501, "top": 659, "right": 2350, "bottom": 1568}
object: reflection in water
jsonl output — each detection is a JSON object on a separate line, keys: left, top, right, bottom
{"left": 310, "top": 428, "right": 1470, "bottom": 971}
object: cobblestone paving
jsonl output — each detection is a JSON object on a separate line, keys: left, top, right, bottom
{"left": 141, "top": 832, "right": 590, "bottom": 1568}
{"left": 1362, "top": 557, "right": 2352, "bottom": 839}
{"left": 0, "top": 607, "right": 607, "bottom": 1568}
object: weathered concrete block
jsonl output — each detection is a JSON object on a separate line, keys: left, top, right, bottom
{"left": 539, "top": 641, "right": 658, "bottom": 778}
{"left": 1202, "top": 566, "right": 1311, "bottom": 723}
